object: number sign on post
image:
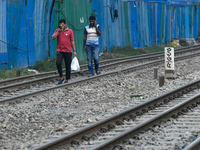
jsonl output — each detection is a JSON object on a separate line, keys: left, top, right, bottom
{"left": 165, "top": 47, "right": 174, "bottom": 79}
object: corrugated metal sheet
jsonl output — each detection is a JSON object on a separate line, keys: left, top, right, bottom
{"left": 52, "top": 0, "right": 92, "bottom": 61}
{"left": 51, "top": 0, "right": 199, "bottom": 56}
{"left": 0, "top": 0, "right": 7, "bottom": 70}
{"left": 53, "top": 0, "right": 118, "bottom": 59}
{"left": 121, "top": 1, "right": 199, "bottom": 46}
{"left": 92, "top": 0, "right": 127, "bottom": 53}
{"left": 0, "top": 0, "right": 54, "bottom": 70}
{"left": 121, "top": 0, "right": 200, "bottom": 5}
{"left": 29, "top": 0, "right": 54, "bottom": 66}
{"left": 6, "top": 0, "right": 27, "bottom": 69}
{"left": 124, "top": 2, "right": 131, "bottom": 46}
{"left": 1, "top": 0, "right": 200, "bottom": 70}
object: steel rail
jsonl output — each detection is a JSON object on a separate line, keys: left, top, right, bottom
{"left": 183, "top": 137, "right": 200, "bottom": 150}
{"left": 1, "top": 44, "right": 200, "bottom": 87}
{"left": 1, "top": 46, "right": 200, "bottom": 94}
{"left": 90, "top": 92, "right": 200, "bottom": 150}
{"left": 1, "top": 51, "right": 200, "bottom": 104}
{"left": 0, "top": 52, "right": 164, "bottom": 93}
{"left": 30, "top": 78, "right": 200, "bottom": 150}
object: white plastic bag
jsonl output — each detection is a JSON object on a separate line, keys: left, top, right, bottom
{"left": 71, "top": 57, "right": 80, "bottom": 71}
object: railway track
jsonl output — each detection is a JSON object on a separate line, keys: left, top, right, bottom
{"left": 0, "top": 44, "right": 200, "bottom": 88}
{"left": 1, "top": 45, "right": 200, "bottom": 104}
{"left": 184, "top": 136, "right": 200, "bottom": 150}
{"left": 31, "top": 75, "right": 200, "bottom": 150}
{"left": 1, "top": 45, "right": 200, "bottom": 150}
{"left": 0, "top": 49, "right": 200, "bottom": 105}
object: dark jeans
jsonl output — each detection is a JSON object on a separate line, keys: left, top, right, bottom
{"left": 56, "top": 51, "right": 72, "bottom": 80}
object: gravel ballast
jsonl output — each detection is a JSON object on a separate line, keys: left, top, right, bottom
{"left": 0, "top": 56, "right": 200, "bottom": 149}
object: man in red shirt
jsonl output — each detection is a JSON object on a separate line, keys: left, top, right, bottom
{"left": 52, "top": 19, "right": 77, "bottom": 84}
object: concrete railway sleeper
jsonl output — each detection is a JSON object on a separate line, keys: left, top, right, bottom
{"left": 0, "top": 51, "right": 200, "bottom": 104}
{"left": 0, "top": 44, "right": 200, "bottom": 88}
{"left": 31, "top": 78, "right": 200, "bottom": 150}
{"left": 91, "top": 94, "right": 200, "bottom": 150}
{"left": 1, "top": 45, "right": 200, "bottom": 149}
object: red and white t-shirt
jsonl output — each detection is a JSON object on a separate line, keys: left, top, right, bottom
{"left": 53, "top": 27, "right": 74, "bottom": 53}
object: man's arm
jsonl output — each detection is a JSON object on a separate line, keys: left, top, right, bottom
{"left": 71, "top": 41, "right": 77, "bottom": 57}
{"left": 95, "top": 21, "right": 101, "bottom": 36}
{"left": 83, "top": 34, "right": 87, "bottom": 53}
{"left": 52, "top": 29, "right": 61, "bottom": 40}
{"left": 71, "top": 41, "right": 75, "bottom": 50}
{"left": 95, "top": 26, "right": 101, "bottom": 36}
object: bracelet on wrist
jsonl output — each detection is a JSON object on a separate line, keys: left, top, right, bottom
{"left": 74, "top": 50, "right": 76, "bottom": 52}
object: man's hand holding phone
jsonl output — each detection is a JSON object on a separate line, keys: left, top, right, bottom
{"left": 58, "top": 26, "right": 63, "bottom": 32}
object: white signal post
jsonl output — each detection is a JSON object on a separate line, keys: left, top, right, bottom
{"left": 165, "top": 47, "right": 174, "bottom": 79}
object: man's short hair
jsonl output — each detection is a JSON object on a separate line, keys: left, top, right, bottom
{"left": 59, "top": 19, "right": 66, "bottom": 24}
{"left": 89, "top": 15, "right": 96, "bottom": 21}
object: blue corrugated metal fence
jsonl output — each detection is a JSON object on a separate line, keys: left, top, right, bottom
{"left": 1, "top": 0, "right": 200, "bottom": 70}
{"left": 0, "top": 0, "right": 8, "bottom": 69}
{"left": 0, "top": 0, "right": 54, "bottom": 70}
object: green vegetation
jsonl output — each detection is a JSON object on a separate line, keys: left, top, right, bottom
{"left": 115, "top": 82, "right": 121, "bottom": 86}
{"left": 111, "top": 44, "right": 180, "bottom": 57}
{"left": 0, "top": 136, "right": 3, "bottom": 139}
{"left": 0, "top": 68, "right": 35, "bottom": 80}
{"left": 32, "top": 57, "right": 58, "bottom": 72}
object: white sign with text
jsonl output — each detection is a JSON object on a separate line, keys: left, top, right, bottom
{"left": 165, "top": 47, "right": 174, "bottom": 70}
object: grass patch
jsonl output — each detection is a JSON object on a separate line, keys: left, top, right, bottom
{"left": 32, "top": 57, "right": 58, "bottom": 72}
{"left": 111, "top": 44, "right": 181, "bottom": 56}
{"left": 0, "top": 69, "right": 35, "bottom": 80}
